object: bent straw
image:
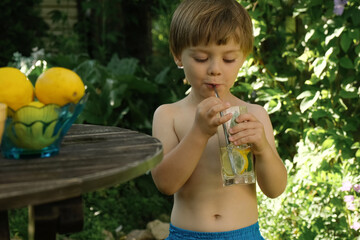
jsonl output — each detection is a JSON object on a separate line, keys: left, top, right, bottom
{"left": 214, "top": 88, "right": 230, "bottom": 145}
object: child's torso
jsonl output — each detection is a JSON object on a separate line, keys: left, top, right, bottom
{"left": 170, "top": 99, "right": 259, "bottom": 232}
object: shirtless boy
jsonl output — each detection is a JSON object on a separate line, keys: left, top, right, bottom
{"left": 151, "top": 0, "right": 287, "bottom": 239}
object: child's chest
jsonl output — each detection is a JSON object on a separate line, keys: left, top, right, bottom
{"left": 173, "top": 107, "right": 222, "bottom": 174}
{"left": 173, "top": 107, "right": 196, "bottom": 141}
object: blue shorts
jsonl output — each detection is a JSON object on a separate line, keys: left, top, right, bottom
{"left": 166, "top": 222, "right": 265, "bottom": 240}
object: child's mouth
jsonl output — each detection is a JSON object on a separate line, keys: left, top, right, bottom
{"left": 207, "top": 84, "right": 218, "bottom": 89}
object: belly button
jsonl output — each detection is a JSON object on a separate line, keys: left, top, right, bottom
{"left": 214, "top": 214, "right": 221, "bottom": 219}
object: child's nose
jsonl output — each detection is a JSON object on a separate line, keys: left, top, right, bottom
{"left": 207, "top": 61, "right": 221, "bottom": 76}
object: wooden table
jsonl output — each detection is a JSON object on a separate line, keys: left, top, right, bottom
{"left": 0, "top": 124, "right": 163, "bottom": 240}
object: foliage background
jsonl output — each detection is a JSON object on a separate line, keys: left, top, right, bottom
{"left": 2, "top": 0, "right": 359, "bottom": 239}
{"left": 236, "top": 0, "right": 360, "bottom": 239}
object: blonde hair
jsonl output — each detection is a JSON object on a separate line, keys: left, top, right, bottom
{"left": 169, "top": 0, "right": 253, "bottom": 59}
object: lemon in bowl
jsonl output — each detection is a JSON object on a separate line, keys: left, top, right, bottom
{"left": 0, "top": 67, "right": 34, "bottom": 111}
{"left": 35, "top": 67, "right": 85, "bottom": 106}
{"left": 0, "top": 67, "right": 87, "bottom": 159}
{"left": 1, "top": 96, "right": 87, "bottom": 159}
{"left": 8, "top": 101, "right": 60, "bottom": 150}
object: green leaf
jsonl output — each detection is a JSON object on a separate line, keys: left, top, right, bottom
{"left": 350, "top": 8, "right": 360, "bottom": 25}
{"left": 356, "top": 45, "right": 360, "bottom": 55}
{"left": 312, "top": 109, "right": 329, "bottom": 120}
{"left": 285, "top": 128, "right": 301, "bottom": 135}
{"left": 232, "top": 82, "right": 252, "bottom": 93}
{"left": 313, "top": 58, "right": 327, "bottom": 77}
{"left": 339, "top": 57, "right": 354, "bottom": 69}
{"left": 305, "top": 29, "right": 315, "bottom": 43}
{"left": 293, "top": 7, "right": 307, "bottom": 17}
{"left": 117, "top": 76, "right": 158, "bottom": 94}
{"left": 325, "top": 47, "right": 334, "bottom": 60}
{"left": 297, "top": 90, "right": 312, "bottom": 100}
{"left": 107, "top": 56, "right": 139, "bottom": 76}
{"left": 269, "top": 0, "right": 281, "bottom": 7}
{"left": 274, "top": 77, "right": 289, "bottom": 82}
{"left": 300, "top": 91, "right": 320, "bottom": 113}
{"left": 325, "top": 26, "right": 345, "bottom": 45}
{"left": 322, "top": 137, "right": 335, "bottom": 150}
{"left": 264, "top": 98, "right": 281, "bottom": 114}
{"left": 154, "top": 67, "right": 170, "bottom": 84}
{"left": 339, "top": 89, "right": 358, "bottom": 99}
{"left": 305, "top": 74, "right": 321, "bottom": 85}
{"left": 285, "top": 17, "right": 296, "bottom": 33}
{"left": 109, "top": 84, "right": 127, "bottom": 108}
{"left": 340, "top": 32, "right": 351, "bottom": 53}
{"left": 348, "top": 29, "right": 360, "bottom": 41}
{"left": 355, "top": 149, "right": 360, "bottom": 159}
{"left": 351, "top": 142, "right": 360, "bottom": 149}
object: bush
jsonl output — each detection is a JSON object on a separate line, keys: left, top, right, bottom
{"left": 235, "top": 0, "right": 359, "bottom": 239}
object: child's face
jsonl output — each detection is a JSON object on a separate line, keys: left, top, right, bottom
{"left": 176, "top": 39, "right": 246, "bottom": 99}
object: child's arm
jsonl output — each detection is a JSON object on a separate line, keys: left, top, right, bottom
{"left": 151, "top": 98, "right": 231, "bottom": 195}
{"left": 229, "top": 105, "right": 287, "bottom": 198}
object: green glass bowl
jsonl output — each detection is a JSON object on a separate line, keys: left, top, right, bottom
{"left": 0, "top": 94, "right": 88, "bottom": 159}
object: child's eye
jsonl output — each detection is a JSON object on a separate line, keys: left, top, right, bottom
{"left": 194, "top": 58, "right": 208, "bottom": 62}
{"left": 224, "top": 59, "right": 235, "bottom": 63}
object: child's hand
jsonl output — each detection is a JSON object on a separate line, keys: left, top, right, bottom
{"left": 193, "top": 97, "right": 232, "bottom": 139}
{"left": 228, "top": 112, "right": 270, "bottom": 155}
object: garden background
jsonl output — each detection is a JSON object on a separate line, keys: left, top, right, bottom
{"left": 1, "top": 0, "right": 359, "bottom": 239}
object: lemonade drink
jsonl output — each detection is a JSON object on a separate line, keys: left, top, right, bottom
{"left": 218, "top": 106, "right": 256, "bottom": 186}
{"left": 220, "top": 144, "right": 255, "bottom": 186}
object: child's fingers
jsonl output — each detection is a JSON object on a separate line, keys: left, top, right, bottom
{"left": 201, "top": 97, "right": 230, "bottom": 118}
{"left": 217, "top": 112, "right": 232, "bottom": 125}
{"left": 229, "top": 121, "right": 266, "bottom": 147}
{"left": 235, "top": 112, "right": 256, "bottom": 123}
{"left": 230, "top": 120, "right": 259, "bottom": 133}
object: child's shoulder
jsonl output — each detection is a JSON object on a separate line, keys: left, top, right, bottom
{"left": 246, "top": 102, "right": 267, "bottom": 114}
{"left": 153, "top": 98, "right": 188, "bottom": 118}
{"left": 243, "top": 101, "right": 273, "bottom": 127}
{"left": 156, "top": 98, "right": 186, "bottom": 110}
{"left": 233, "top": 98, "right": 269, "bottom": 119}
{"left": 233, "top": 98, "right": 267, "bottom": 114}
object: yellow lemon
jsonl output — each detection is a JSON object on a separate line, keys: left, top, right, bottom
{"left": 35, "top": 67, "right": 85, "bottom": 106}
{"left": 10, "top": 101, "right": 61, "bottom": 150}
{"left": 221, "top": 145, "right": 251, "bottom": 176}
{"left": 233, "top": 147, "right": 250, "bottom": 174}
{"left": 220, "top": 147, "right": 235, "bottom": 176}
{"left": 0, "top": 67, "right": 34, "bottom": 111}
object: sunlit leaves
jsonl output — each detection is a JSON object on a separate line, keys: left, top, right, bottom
{"left": 325, "top": 26, "right": 345, "bottom": 45}
{"left": 313, "top": 57, "right": 327, "bottom": 78}
{"left": 264, "top": 98, "right": 282, "bottom": 114}
{"left": 305, "top": 29, "right": 315, "bottom": 43}
{"left": 239, "top": 0, "right": 360, "bottom": 238}
{"left": 322, "top": 136, "right": 335, "bottom": 150}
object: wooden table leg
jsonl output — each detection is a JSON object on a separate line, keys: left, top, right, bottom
{"left": 0, "top": 210, "right": 10, "bottom": 240}
{"left": 31, "top": 203, "right": 58, "bottom": 240}
{"left": 29, "top": 196, "right": 84, "bottom": 240}
{"left": 57, "top": 196, "right": 84, "bottom": 234}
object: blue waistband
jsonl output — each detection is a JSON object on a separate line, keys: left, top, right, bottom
{"left": 167, "top": 221, "right": 265, "bottom": 240}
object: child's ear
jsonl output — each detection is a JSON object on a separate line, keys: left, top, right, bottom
{"left": 173, "top": 57, "right": 183, "bottom": 69}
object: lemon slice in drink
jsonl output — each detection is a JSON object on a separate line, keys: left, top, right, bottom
{"left": 220, "top": 147, "right": 234, "bottom": 176}
{"left": 232, "top": 147, "right": 250, "bottom": 174}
